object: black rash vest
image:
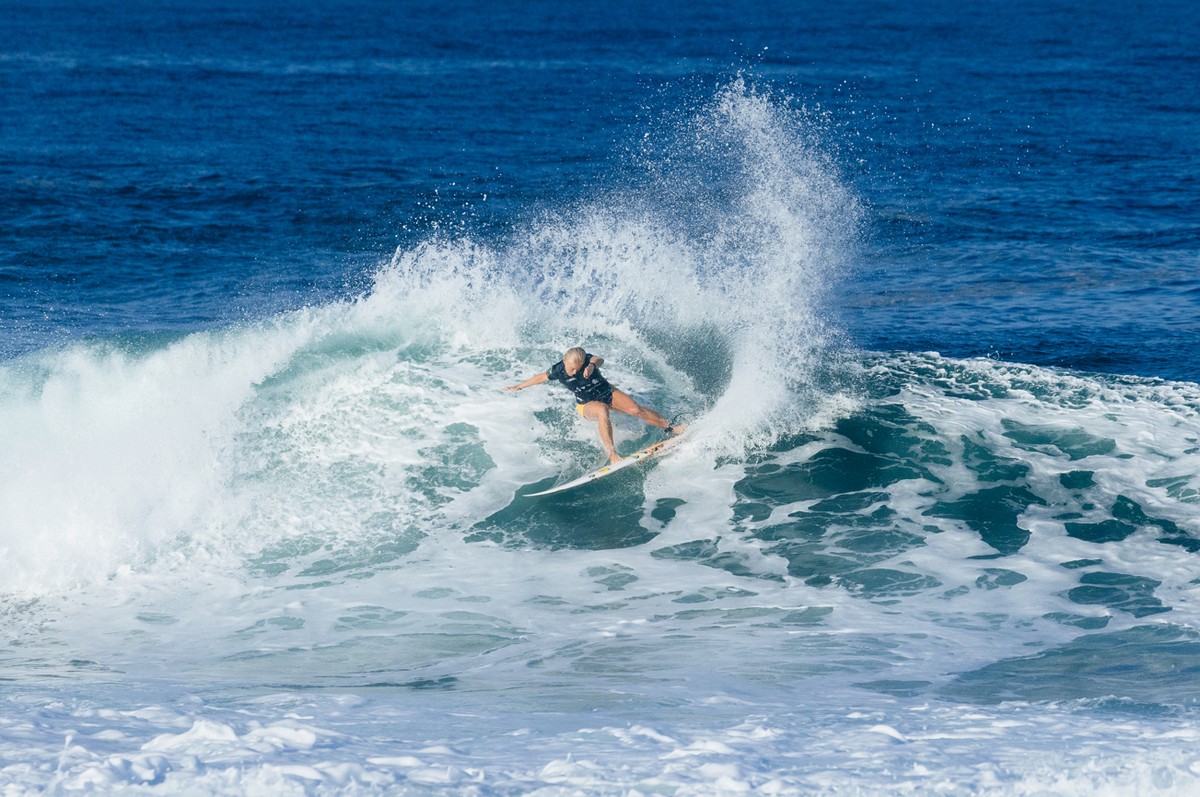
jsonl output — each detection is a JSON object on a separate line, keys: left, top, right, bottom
{"left": 547, "top": 354, "right": 614, "bottom": 404}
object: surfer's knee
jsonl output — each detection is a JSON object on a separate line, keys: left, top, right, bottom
{"left": 616, "top": 398, "right": 665, "bottom": 427}
{"left": 585, "top": 401, "right": 610, "bottom": 421}
{"left": 609, "top": 390, "right": 638, "bottom": 416}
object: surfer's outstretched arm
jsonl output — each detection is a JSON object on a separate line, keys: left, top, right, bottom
{"left": 505, "top": 371, "right": 549, "bottom": 391}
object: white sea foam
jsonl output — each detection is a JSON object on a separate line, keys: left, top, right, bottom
{"left": 5, "top": 690, "right": 1200, "bottom": 795}
{"left": 5, "top": 346, "right": 1198, "bottom": 794}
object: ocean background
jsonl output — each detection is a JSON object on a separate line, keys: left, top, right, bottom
{"left": 2, "top": 0, "right": 1199, "bottom": 793}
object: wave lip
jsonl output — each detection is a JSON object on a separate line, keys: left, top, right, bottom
{"left": 371, "top": 78, "right": 862, "bottom": 450}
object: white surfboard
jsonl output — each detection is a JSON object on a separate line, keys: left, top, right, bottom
{"left": 526, "top": 434, "right": 688, "bottom": 497}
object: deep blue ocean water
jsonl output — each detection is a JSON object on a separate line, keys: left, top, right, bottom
{"left": 6, "top": 0, "right": 1196, "bottom": 379}
{"left": 2, "top": 1, "right": 1200, "bottom": 793}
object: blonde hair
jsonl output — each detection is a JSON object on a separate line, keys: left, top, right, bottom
{"left": 563, "top": 347, "right": 587, "bottom": 366}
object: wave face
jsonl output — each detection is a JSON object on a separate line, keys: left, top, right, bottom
{"left": 3, "top": 84, "right": 1200, "bottom": 795}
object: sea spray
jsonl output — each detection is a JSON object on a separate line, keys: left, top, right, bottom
{"left": 369, "top": 78, "right": 863, "bottom": 450}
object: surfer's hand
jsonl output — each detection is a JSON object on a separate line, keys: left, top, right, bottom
{"left": 504, "top": 385, "right": 521, "bottom": 391}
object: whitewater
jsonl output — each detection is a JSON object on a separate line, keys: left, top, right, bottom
{"left": 3, "top": 84, "right": 1200, "bottom": 796}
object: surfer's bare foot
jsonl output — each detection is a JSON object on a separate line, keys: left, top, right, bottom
{"left": 608, "top": 452, "right": 624, "bottom": 464}
{"left": 666, "top": 422, "right": 687, "bottom": 436}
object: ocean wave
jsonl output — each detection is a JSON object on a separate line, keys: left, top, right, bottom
{"left": 2, "top": 77, "right": 1200, "bottom": 796}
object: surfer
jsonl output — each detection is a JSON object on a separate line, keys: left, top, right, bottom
{"left": 505, "top": 347, "right": 684, "bottom": 463}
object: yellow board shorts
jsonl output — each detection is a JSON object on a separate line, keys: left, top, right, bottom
{"left": 576, "top": 403, "right": 587, "bottom": 416}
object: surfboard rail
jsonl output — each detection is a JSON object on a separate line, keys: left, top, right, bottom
{"left": 526, "top": 434, "right": 687, "bottom": 497}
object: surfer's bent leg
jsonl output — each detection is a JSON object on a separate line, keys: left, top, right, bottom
{"left": 609, "top": 389, "right": 671, "bottom": 431}
{"left": 579, "top": 401, "right": 622, "bottom": 463}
